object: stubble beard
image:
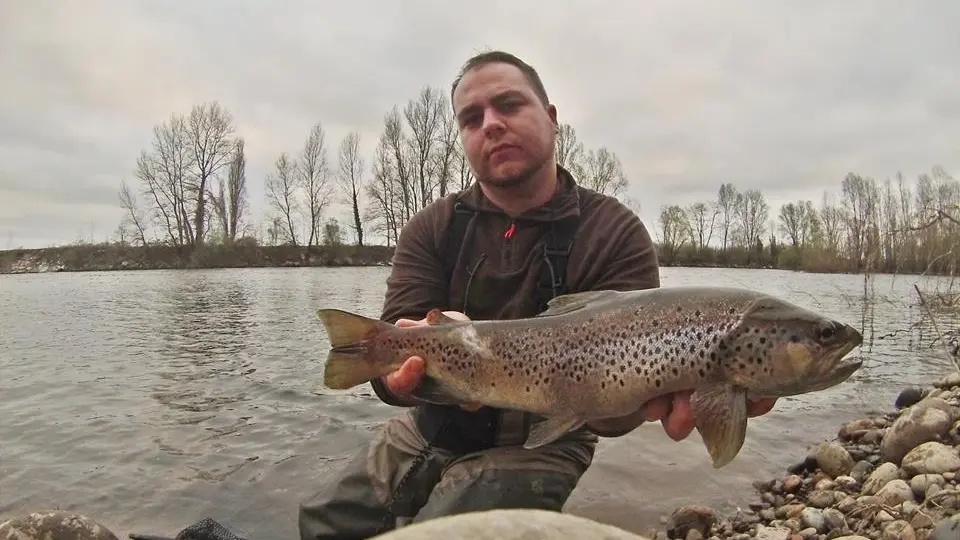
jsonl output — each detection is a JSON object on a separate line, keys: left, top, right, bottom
{"left": 477, "top": 155, "right": 548, "bottom": 191}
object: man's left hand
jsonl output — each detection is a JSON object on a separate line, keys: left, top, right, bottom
{"left": 587, "top": 392, "right": 778, "bottom": 440}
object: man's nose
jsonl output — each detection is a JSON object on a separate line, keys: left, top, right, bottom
{"left": 481, "top": 109, "right": 506, "bottom": 136}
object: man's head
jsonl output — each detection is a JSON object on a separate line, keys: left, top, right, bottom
{"left": 450, "top": 51, "right": 558, "bottom": 193}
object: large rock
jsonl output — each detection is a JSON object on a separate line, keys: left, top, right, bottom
{"left": 0, "top": 511, "right": 119, "bottom": 540}
{"left": 901, "top": 441, "right": 960, "bottom": 475}
{"left": 880, "top": 398, "right": 955, "bottom": 463}
{"left": 371, "top": 509, "right": 650, "bottom": 540}
{"left": 862, "top": 462, "right": 901, "bottom": 495}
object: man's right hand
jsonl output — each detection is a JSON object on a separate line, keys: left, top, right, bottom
{"left": 383, "top": 311, "right": 482, "bottom": 412}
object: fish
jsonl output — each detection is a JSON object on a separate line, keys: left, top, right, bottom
{"left": 316, "top": 286, "right": 864, "bottom": 468}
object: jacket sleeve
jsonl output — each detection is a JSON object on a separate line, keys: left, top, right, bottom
{"left": 370, "top": 207, "right": 450, "bottom": 407}
{"left": 585, "top": 202, "right": 661, "bottom": 293}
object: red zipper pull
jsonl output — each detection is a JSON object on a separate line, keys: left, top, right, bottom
{"left": 504, "top": 222, "right": 516, "bottom": 239}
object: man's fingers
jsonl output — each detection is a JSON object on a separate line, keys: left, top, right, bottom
{"left": 643, "top": 396, "right": 671, "bottom": 422}
{"left": 385, "top": 356, "right": 425, "bottom": 395}
{"left": 395, "top": 318, "right": 421, "bottom": 328}
{"left": 662, "top": 391, "right": 696, "bottom": 441}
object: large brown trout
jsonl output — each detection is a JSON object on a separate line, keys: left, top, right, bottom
{"left": 317, "top": 286, "right": 864, "bottom": 467}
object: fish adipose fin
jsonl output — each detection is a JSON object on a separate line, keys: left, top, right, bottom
{"left": 410, "top": 375, "right": 469, "bottom": 406}
{"left": 537, "top": 290, "right": 620, "bottom": 318}
{"left": 690, "top": 383, "right": 748, "bottom": 468}
{"left": 523, "top": 415, "right": 586, "bottom": 449}
{"left": 317, "top": 309, "right": 395, "bottom": 390}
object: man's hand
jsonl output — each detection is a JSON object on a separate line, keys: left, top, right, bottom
{"left": 382, "top": 311, "right": 482, "bottom": 412}
{"left": 588, "top": 391, "right": 778, "bottom": 440}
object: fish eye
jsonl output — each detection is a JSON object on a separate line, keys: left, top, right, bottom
{"left": 818, "top": 322, "right": 838, "bottom": 342}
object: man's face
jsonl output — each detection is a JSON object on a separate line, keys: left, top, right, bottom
{"left": 452, "top": 62, "right": 557, "bottom": 189}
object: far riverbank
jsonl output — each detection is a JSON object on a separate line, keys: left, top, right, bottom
{"left": 0, "top": 242, "right": 395, "bottom": 274}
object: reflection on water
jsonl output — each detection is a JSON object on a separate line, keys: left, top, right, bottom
{"left": 0, "top": 266, "right": 957, "bottom": 538}
{"left": 152, "top": 274, "right": 257, "bottom": 419}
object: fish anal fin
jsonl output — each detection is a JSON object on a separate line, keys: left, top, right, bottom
{"left": 537, "top": 290, "right": 620, "bottom": 317}
{"left": 523, "top": 415, "right": 585, "bottom": 449}
{"left": 410, "top": 375, "right": 470, "bottom": 406}
{"left": 690, "top": 383, "right": 748, "bottom": 468}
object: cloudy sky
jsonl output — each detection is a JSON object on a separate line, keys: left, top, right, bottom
{"left": 2, "top": 0, "right": 957, "bottom": 249}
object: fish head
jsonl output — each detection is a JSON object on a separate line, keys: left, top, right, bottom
{"left": 721, "top": 296, "right": 864, "bottom": 396}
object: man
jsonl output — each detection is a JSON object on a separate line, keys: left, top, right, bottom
{"left": 298, "top": 50, "right": 777, "bottom": 540}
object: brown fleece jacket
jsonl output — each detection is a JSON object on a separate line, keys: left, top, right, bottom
{"left": 371, "top": 165, "right": 661, "bottom": 434}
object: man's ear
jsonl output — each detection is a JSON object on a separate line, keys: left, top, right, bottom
{"left": 547, "top": 104, "right": 558, "bottom": 125}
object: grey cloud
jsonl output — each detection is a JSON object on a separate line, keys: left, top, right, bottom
{"left": 1, "top": 0, "right": 957, "bottom": 248}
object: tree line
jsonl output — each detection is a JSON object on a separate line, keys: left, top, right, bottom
{"left": 656, "top": 168, "right": 958, "bottom": 275}
{"left": 117, "top": 87, "right": 630, "bottom": 253}
{"left": 115, "top": 86, "right": 956, "bottom": 277}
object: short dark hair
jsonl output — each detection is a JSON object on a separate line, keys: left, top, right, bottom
{"left": 450, "top": 50, "right": 551, "bottom": 108}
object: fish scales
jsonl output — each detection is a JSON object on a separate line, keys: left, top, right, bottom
{"left": 316, "top": 286, "right": 864, "bottom": 467}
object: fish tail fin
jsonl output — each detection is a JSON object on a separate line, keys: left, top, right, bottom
{"left": 317, "top": 309, "right": 393, "bottom": 390}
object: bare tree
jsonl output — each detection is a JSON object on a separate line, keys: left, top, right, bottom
{"left": 298, "top": 123, "right": 333, "bottom": 247}
{"left": 132, "top": 113, "right": 195, "bottom": 246}
{"left": 657, "top": 204, "right": 692, "bottom": 264}
{"left": 337, "top": 131, "right": 365, "bottom": 245}
{"left": 185, "top": 101, "right": 235, "bottom": 246}
{"left": 365, "top": 133, "right": 401, "bottom": 246}
{"left": 715, "top": 183, "right": 738, "bottom": 251}
{"left": 265, "top": 152, "right": 301, "bottom": 246}
{"left": 118, "top": 179, "right": 148, "bottom": 246}
{"left": 580, "top": 147, "right": 628, "bottom": 196}
{"left": 686, "top": 202, "right": 717, "bottom": 250}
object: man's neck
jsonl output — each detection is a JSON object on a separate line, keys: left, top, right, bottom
{"left": 480, "top": 164, "right": 559, "bottom": 217}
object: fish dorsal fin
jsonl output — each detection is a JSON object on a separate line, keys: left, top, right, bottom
{"left": 537, "top": 290, "right": 620, "bottom": 317}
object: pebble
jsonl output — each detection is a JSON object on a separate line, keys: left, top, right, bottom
{"left": 655, "top": 377, "right": 960, "bottom": 539}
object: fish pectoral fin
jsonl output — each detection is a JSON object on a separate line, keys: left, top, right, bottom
{"left": 523, "top": 415, "right": 585, "bottom": 449}
{"left": 537, "top": 290, "right": 620, "bottom": 317}
{"left": 690, "top": 383, "right": 748, "bottom": 469}
{"left": 410, "top": 375, "right": 469, "bottom": 406}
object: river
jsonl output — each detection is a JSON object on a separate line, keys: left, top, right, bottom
{"left": 0, "top": 266, "right": 956, "bottom": 539}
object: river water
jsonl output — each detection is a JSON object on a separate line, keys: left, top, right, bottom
{"left": 0, "top": 266, "right": 956, "bottom": 538}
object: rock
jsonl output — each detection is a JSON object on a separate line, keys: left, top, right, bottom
{"left": 835, "top": 475, "right": 859, "bottom": 491}
{"left": 817, "top": 442, "right": 856, "bottom": 477}
{"left": 684, "top": 530, "right": 703, "bottom": 540}
{"left": 665, "top": 505, "right": 718, "bottom": 540}
{"left": 881, "top": 520, "right": 916, "bottom": 540}
{"left": 911, "top": 512, "right": 935, "bottom": 529}
{"left": 901, "top": 442, "right": 960, "bottom": 475}
{"left": 910, "top": 473, "right": 947, "bottom": 498}
{"left": 0, "top": 511, "right": 119, "bottom": 540}
{"left": 935, "top": 373, "right": 960, "bottom": 389}
{"left": 896, "top": 387, "right": 925, "bottom": 409}
{"left": 755, "top": 525, "right": 791, "bottom": 540}
{"left": 875, "top": 479, "right": 915, "bottom": 506}
{"left": 370, "top": 509, "right": 650, "bottom": 539}
{"left": 930, "top": 515, "right": 960, "bottom": 540}
{"left": 862, "top": 462, "right": 901, "bottom": 495}
{"left": 799, "top": 508, "right": 825, "bottom": 533}
{"left": 880, "top": 402, "right": 953, "bottom": 463}
{"left": 806, "top": 490, "right": 835, "bottom": 508}
{"left": 822, "top": 508, "right": 846, "bottom": 530}
{"left": 849, "top": 460, "right": 872, "bottom": 483}
{"left": 839, "top": 418, "right": 876, "bottom": 438}
{"left": 783, "top": 475, "right": 803, "bottom": 493}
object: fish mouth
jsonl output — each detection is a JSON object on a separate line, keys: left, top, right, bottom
{"left": 801, "top": 340, "right": 864, "bottom": 393}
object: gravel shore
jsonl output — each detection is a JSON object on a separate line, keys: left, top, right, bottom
{"left": 657, "top": 373, "right": 960, "bottom": 540}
